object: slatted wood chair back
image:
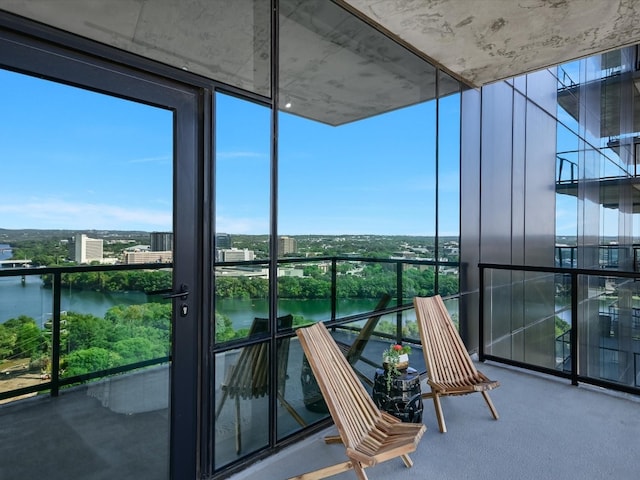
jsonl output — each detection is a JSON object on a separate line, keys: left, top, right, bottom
{"left": 414, "top": 295, "right": 482, "bottom": 389}
{"left": 293, "top": 322, "right": 426, "bottom": 480}
{"left": 215, "top": 314, "right": 305, "bottom": 454}
{"left": 414, "top": 295, "right": 499, "bottom": 433}
{"left": 222, "top": 314, "right": 293, "bottom": 399}
{"left": 298, "top": 321, "right": 380, "bottom": 449}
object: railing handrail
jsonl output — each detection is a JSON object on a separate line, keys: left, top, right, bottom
{"left": 0, "top": 261, "right": 172, "bottom": 277}
{"left": 1, "top": 256, "right": 459, "bottom": 402}
{"left": 479, "top": 262, "right": 640, "bottom": 279}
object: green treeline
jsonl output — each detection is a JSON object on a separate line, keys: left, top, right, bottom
{"left": 216, "top": 263, "right": 459, "bottom": 300}
{"left": 0, "top": 303, "right": 171, "bottom": 378}
{"left": 0, "top": 264, "right": 460, "bottom": 380}
{"left": 41, "top": 269, "right": 173, "bottom": 293}
{"left": 38, "top": 263, "right": 459, "bottom": 300}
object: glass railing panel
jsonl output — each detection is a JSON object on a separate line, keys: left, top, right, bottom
{"left": 578, "top": 274, "right": 640, "bottom": 388}
{"left": 439, "top": 265, "right": 460, "bottom": 297}
{"left": 335, "top": 260, "right": 397, "bottom": 318}
{"left": 277, "top": 260, "right": 331, "bottom": 326}
{"left": 277, "top": 335, "right": 328, "bottom": 442}
{"left": 483, "top": 268, "right": 516, "bottom": 359}
{"left": 1, "top": 266, "right": 173, "bottom": 401}
{"left": 484, "top": 268, "right": 572, "bottom": 371}
{"left": 214, "top": 263, "right": 270, "bottom": 342}
{"left": 400, "top": 263, "right": 436, "bottom": 302}
{"left": 214, "top": 343, "right": 270, "bottom": 467}
{"left": 58, "top": 268, "right": 172, "bottom": 384}
{"left": 0, "top": 272, "right": 52, "bottom": 402}
{"left": 333, "top": 313, "right": 397, "bottom": 376}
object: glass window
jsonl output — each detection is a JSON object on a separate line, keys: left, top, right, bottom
{"left": 277, "top": 0, "right": 441, "bottom": 320}
{"left": 1, "top": 1, "right": 272, "bottom": 96}
{"left": 276, "top": 0, "right": 450, "bottom": 443}
{"left": 214, "top": 93, "right": 271, "bottom": 343}
{"left": 438, "top": 71, "right": 461, "bottom": 295}
{"left": 0, "top": 67, "right": 173, "bottom": 478}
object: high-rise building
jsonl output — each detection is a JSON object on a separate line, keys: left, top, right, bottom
{"left": 73, "top": 234, "right": 103, "bottom": 264}
{"left": 215, "top": 233, "right": 232, "bottom": 249}
{"left": 279, "top": 236, "right": 297, "bottom": 255}
{"left": 150, "top": 231, "right": 173, "bottom": 252}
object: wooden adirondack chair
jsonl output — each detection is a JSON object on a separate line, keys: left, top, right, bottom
{"left": 414, "top": 295, "right": 499, "bottom": 433}
{"left": 292, "top": 322, "right": 426, "bottom": 480}
{"left": 302, "top": 293, "right": 392, "bottom": 412}
{"left": 215, "top": 314, "right": 305, "bottom": 454}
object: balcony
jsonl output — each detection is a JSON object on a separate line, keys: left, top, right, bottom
{"left": 2, "top": 260, "right": 639, "bottom": 478}
{"left": 2, "top": 358, "right": 637, "bottom": 479}
{"left": 227, "top": 359, "right": 639, "bottom": 480}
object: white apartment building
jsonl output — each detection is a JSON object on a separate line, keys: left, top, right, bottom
{"left": 74, "top": 234, "right": 103, "bottom": 264}
{"left": 217, "top": 248, "right": 255, "bottom": 262}
{"left": 123, "top": 250, "right": 173, "bottom": 264}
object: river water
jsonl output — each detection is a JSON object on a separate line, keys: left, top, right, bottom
{"left": 0, "top": 274, "right": 380, "bottom": 329}
{"left": 0, "top": 274, "right": 151, "bottom": 327}
{"left": 1, "top": 243, "right": 394, "bottom": 329}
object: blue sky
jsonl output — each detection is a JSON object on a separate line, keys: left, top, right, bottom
{"left": 1, "top": 69, "right": 460, "bottom": 236}
{"left": 216, "top": 92, "right": 460, "bottom": 236}
{"left": 1, "top": 69, "right": 173, "bottom": 231}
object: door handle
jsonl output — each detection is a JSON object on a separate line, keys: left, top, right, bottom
{"left": 162, "top": 283, "right": 190, "bottom": 300}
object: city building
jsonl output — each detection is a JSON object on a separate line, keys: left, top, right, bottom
{"left": 72, "top": 234, "right": 103, "bottom": 264}
{"left": 123, "top": 250, "right": 173, "bottom": 264}
{"left": 215, "top": 233, "right": 232, "bottom": 249}
{"left": 278, "top": 235, "right": 297, "bottom": 255}
{"left": 217, "top": 248, "right": 255, "bottom": 262}
{"left": 150, "top": 231, "right": 173, "bottom": 252}
{"left": 1, "top": 2, "right": 640, "bottom": 480}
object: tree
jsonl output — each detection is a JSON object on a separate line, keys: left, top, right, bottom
{"left": 66, "top": 312, "right": 111, "bottom": 352}
{"left": 1, "top": 316, "right": 45, "bottom": 359}
{"left": 215, "top": 312, "right": 236, "bottom": 342}
{"left": 113, "top": 337, "right": 166, "bottom": 364}
{"left": 0, "top": 325, "right": 17, "bottom": 359}
{"left": 62, "top": 347, "right": 121, "bottom": 377}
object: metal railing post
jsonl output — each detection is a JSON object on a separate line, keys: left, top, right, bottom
{"left": 51, "top": 272, "right": 62, "bottom": 397}
{"left": 479, "top": 265, "right": 485, "bottom": 361}
{"left": 396, "top": 261, "right": 403, "bottom": 343}
{"left": 570, "top": 271, "right": 579, "bottom": 386}
{"left": 331, "top": 258, "right": 337, "bottom": 321}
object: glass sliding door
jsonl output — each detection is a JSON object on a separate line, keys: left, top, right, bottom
{"left": 0, "top": 31, "right": 201, "bottom": 479}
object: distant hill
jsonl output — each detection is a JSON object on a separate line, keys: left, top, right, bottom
{"left": 0, "top": 228, "right": 152, "bottom": 243}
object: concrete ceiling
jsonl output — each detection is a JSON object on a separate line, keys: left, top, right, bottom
{"left": 341, "top": 0, "right": 640, "bottom": 88}
{"left": 2, "top": 0, "right": 640, "bottom": 124}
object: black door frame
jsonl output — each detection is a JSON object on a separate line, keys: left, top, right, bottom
{"left": 0, "top": 16, "right": 206, "bottom": 479}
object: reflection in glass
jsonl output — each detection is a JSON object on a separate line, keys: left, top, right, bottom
{"left": 484, "top": 269, "right": 571, "bottom": 371}
{"left": 438, "top": 75, "right": 461, "bottom": 295}
{"left": 578, "top": 274, "right": 639, "bottom": 387}
{"left": 276, "top": 336, "right": 326, "bottom": 441}
{"left": 1, "top": 1, "right": 272, "bottom": 96}
{"left": 0, "top": 68, "right": 173, "bottom": 478}
{"left": 214, "top": 93, "right": 271, "bottom": 343}
{"left": 214, "top": 344, "right": 270, "bottom": 467}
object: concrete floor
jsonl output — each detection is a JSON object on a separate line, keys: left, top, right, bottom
{"left": 228, "top": 361, "right": 640, "bottom": 480}
{"left": 2, "top": 360, "right": 639, "bottom": 480}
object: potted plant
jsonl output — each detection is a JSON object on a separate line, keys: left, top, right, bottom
{"left": 382, "top": 343, "right": 411, "bottom": 390}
